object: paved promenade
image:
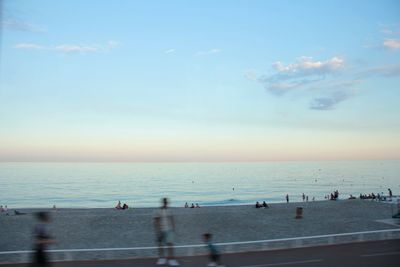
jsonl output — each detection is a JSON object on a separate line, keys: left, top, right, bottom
{"left": 1, "top": 239, "right": 399, "bottom": 267}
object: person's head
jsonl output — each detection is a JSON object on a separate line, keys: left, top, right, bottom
{"left": 36, "top": 212, "right": 50, "bottom": 223}
{"left": 203, "top": 233, "right": 212, "bottom": 242}
{"left": 162, "top": 198, "right": 169, "bottom": 208}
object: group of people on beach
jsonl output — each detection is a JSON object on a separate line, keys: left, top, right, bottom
{"left": 359, "top": 188, "right": 394, "bottom": 201}
{"left": 255, "top": 201, "right": 269, "bottom": 208}
{"left": 115, "top": 200, "right": 129, "bottom": 210}
{"left": 325, "top": 190, "right": 339, "bottom": 200}
{"left": 184, "top": 202, "right": 200, "bottom": 208}
{"left": 0, "top": 205, "right": 8, "bottom": 215}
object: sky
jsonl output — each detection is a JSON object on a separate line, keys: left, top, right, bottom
{"left": 0, "top": 0, "right": 399, "bottom": 162}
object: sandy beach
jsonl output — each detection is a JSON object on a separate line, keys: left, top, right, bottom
{"left": 0, "top": 200, "right": 398, "bottom": 263}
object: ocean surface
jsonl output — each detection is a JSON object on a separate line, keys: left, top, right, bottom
{"left": 0, "top": 161, "right": 399, "bottom": 208}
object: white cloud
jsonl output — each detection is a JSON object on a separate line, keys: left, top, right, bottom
{"left": 272, "top": 56, "right": 345, "bottom": 74}
{"left": 257, "top": 56, "right": 345, "bottom": 95}
{"left": 165, "top": 48, "right": 175, "bottom": 54}
{"left": 14, "top": 41, "right": 118, "bottom": 54}
{"left": 383, "top": 39, "right": 400, "bottom": 50}
{"left": 195, "top": 48, "right": 221, "bottom": 56}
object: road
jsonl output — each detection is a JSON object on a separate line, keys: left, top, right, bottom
{"left": 1, "top": 239, "right": 399, "bottom": 267}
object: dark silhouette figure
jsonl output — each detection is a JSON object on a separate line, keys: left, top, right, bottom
{"left": 32, "top": 212, "right": 55, "bottom": 266}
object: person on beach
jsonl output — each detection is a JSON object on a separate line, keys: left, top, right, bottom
{"left": 285, "top": 194, "right": 289, "bottom": 203}
{"left": 203, "top": 233, "right": 224, "bottom": 267}
{"left": 0, "top": 205, "right": 3, "bottom": 212}
{"left": 262, "top": 201, "right": 269, "bottom": 208}
{"left": 388, "top": 188, "right": 393, "bottom": 198}
{"left": 255, "top": 201, "right": 261, "bottom": 208}
{"left": 302, "top": 193, "right": 305, "bottom": 202}
{"left": 154, "top": 198, "right": 179, "bottom": 266}
{"left": 184, "top": 202, "right": 188, "bottom": 208}
{"left": 306, "top": 196, "right": 309, "bottom": 202}
{"left": 122, "top": 203, "right": 129, "bottom": 210}
{"left": 191, "top": 203, "right": 195, "bottom": 208}
{"left": 32, "top": 212, "right": 55, "bottom": 267}
{"left": 195, "top": 203, "right": 200, "bottom": 208}
{"left": 115, "top": 201, "right": 122, "bottom": 209}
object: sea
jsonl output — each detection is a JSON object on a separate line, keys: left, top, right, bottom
{"left": 0, "top": 160, "right": 399, "bottom": 208}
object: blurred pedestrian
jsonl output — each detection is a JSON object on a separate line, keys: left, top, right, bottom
{"left": 154, "top": 198, "right": 179, "bottom": 266}
{"left": 32, "top": 212, "right": 55, "bottom": 266}
{"left": 203, "top": 233, "right": 224, "bottom": 267}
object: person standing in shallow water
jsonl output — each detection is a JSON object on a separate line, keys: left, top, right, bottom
{"left": 154, "top": 198, "right": 179, "bottom": 266}
{"left": 32, "top": 212, "right": 55, "bottom": 267}
{"left": 286, "top": 194, "right": 289, "bottom": 203}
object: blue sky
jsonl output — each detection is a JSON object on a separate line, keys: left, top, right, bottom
{"left": 1, "top": 0, "right": 399, "bottom": 161}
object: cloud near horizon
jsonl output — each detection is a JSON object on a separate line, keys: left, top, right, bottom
{"left": 14, "top": 41, "right": 119, "bottom": 54}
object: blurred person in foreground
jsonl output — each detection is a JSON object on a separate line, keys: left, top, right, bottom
{"left": 32, "top": 212, "right": 55, "bottom": 266}
{"left": 154, "top": 198, "right": 179, "bottom": 266}
{"left": 203, "top": 233, "right": 224, "bottom": 267}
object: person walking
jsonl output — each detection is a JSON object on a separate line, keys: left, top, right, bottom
{"left": 154, "top": 198, "right": 179, "bottom": 266}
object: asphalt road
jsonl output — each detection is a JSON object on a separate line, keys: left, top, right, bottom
{"left": 1, "top": 239, "right": 399, "bottom": 267}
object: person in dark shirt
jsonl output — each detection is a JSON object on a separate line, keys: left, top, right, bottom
{"left": 32, "top": 212, "right": 55, "bottom": 266}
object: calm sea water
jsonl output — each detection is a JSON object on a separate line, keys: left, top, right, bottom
{"left": 0, "top": 161, "right": 399, "bottom": 208}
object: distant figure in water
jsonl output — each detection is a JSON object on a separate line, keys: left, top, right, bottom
{"left": 191, "top": 203, "right": 195, "bottom": 208}
{"left": 388, "top": 188, "right": 393, "bottom": 198}
{"left": 184, "top": 202, "right": 188, "bottom": 208}
{"left": 262, "top": 201, "right": 269, "bottom": 208}
{"left": 306, "top": 195, "right": 309, "bottom": 202}
{"left": 302, "top": 193, "right": 305, "bottom": 202}
{"left": 195, "top": 203, "right": 200, "bottom": 208}
{"left": 115, "top": 201, "right": 122, "bottom": 209}
{"left": 312, "top": 197, "right": 315, "bottom": 201}
{"left": 286, "top": 194, "right": 289, "bottom": 203}
{"left": 122, "top": 203, "right": 129, "bottom": 210}
{"left": 255, "top": 201, "right": 261, "bottom": 208}
{"left": 32, "top": 212, "right": 55, "bottom": 266}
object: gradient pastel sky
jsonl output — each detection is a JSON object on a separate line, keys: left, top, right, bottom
{"left": 0, "top": 0, "right": 400, "bottom": 162}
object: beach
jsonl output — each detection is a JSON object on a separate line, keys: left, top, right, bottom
{"left": 0, "top": 199, "right": 399, "bottom": 263}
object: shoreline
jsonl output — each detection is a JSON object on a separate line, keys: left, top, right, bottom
{"left": 2, "top": 197, "right": 398, "bottom": 210}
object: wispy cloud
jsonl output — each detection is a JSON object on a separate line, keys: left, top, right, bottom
{"left": 383, "top": 39, "right": 400, "bottom": 50}
{"left": 357, "top": 64, "right": 400, "bottom": 78}
{"left": 310, "top": 91, "right": 350, "bottom": 110}
{"left": 257, "top": 56, "right": 345, "bottom": 95}
{"left": 14, "top": 41, "right": 119, "bottom": 54}
{"left": 195, "top": 48, "right": 221, "bottom": 56}
{"left": 1, "top": 19, "right": 45, "bottom": 32}
{"left": 244, "top": 70, "right": 258, "bottom": 81}
{"left": 164, "top": 48, "right": 175, "bottom": 54}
